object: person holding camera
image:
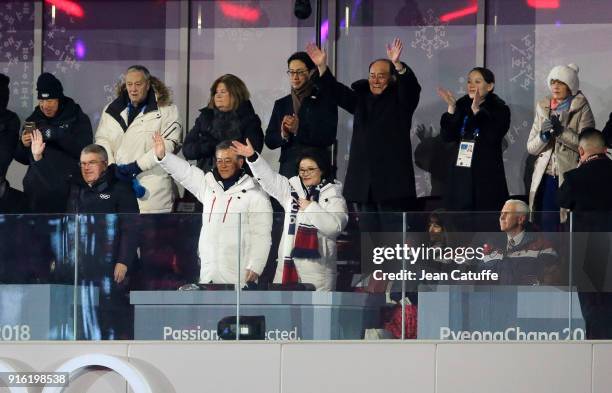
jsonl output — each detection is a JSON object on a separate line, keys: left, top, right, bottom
{"left": 527, "top": 64, "right": 594, "bottom": 231}
{"left": 14, "top": 72, "right": 93, "bottom": 213}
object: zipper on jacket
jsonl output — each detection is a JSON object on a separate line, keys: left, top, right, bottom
{"left": 222, "top": 197, "right": 233, "bottom": 223}
{"left": 208, "top": 196, "right": 217, "bottom": 222}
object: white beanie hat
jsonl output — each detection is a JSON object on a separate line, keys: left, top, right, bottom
{"left": 547, "top": 63, "right": 580, "bottom": 95}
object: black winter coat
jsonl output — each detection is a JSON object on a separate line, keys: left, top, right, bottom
{"left": 317, "top": 64, "right": 421, "bottom": 203}
{"left": 558, "top": 155, "right": 612, "bottom": 292}
{"left": 601, "top": 112, "right": 612, "bottom": 148}
{"left": 30, "top": 158, "right": 140, "bottom": 269}
{"left": 183, "top": 100, "right": 263, "bottom": 171}
{"left": 265, "top": 85, "right": 338, "bottom": 177}
{"left": 0, "top": 109, "right": 20, "bottom": 178}
{"left": 65, "top": 165, "right": 140, "bottom": 269}
{"left": 440, "top": 93, "right": 510, "bottom": 212}
{"left": 15, "top": 96, "right": 93, "bottom": 213}
{"left": 558, "top": 155, "right": 612, "bottom": 214}
{"left": 0, "top": 180, "right": 28, "bottom": 214}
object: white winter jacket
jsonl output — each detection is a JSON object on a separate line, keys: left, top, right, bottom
{"left": 96, "top": 90, "right": 183, "bottom": 213}
{"left": 158, "top": 153, "right": 272, "bottom": 286}
{"left": 248, "top": 154, "right": 348, "bottom": 291}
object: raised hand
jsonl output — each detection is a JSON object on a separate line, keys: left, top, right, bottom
{"left": 437, "top": 87, "right": 456, "bottom": 114}
{"left": 306, "top": 42, "right": 327, "bottom": 75}
{"left": 31, "top": 129, "right": 46, "bottom": 161}
{"left": 114, "top": 262, "right": 128, "bottom": 284}
{"left": 471, "top": 89, "right": 483, "bottom": 114}
{"left": 386, "top": 37, "right": 404, "bottom": 66}
{"left": 306, "top": 42, "right": 326, "bottom": 67}
{"left": 416, "top": 124, "right": 434, "bottom": 141}
{"left": 231, "top": 138, "right": 255, "bottom": 158}
{"left": 153, "top": 132, "right": 166, "bottom": 160}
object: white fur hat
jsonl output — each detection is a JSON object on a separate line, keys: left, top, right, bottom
{"left": 547, "top": 63, "right": 580, "bottom": 95}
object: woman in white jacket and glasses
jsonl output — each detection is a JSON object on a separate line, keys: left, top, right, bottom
{"left": 232, "top": 139, "right": 348, "bottom": 291}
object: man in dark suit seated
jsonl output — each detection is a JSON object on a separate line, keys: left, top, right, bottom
{"left": 558, "top": 127, "right": 612, "bottom": 339}
{"left": 480, "top": 199, "right": 559, "bottom": 285}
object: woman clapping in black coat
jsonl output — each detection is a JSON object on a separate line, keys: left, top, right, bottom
{"left": 437, "top": 67, "right": 511, "bottom": 213}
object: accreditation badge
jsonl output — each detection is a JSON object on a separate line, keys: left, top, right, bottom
{"left": 455, "top": 140, "right": 475, "bottom": 168}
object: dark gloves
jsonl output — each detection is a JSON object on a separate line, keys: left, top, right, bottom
{"left": 540, "top": 130, "right": 552, "bottom": 143}
{"left": 115, "top": 161, "right": 142, "bottom": 181}
{"left": 131, "top": 178, "right": 146, "bottom": 198}
{"left": 550, "top": 114, "right": 564, "bottom": 136}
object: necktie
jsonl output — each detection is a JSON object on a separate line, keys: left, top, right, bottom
{"left": 507, "top": 238, "right": 516, "bottom": 251}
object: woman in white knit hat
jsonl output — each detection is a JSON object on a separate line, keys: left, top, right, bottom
{"left": 527, "top": 64, "right": 595, "bottom": 231}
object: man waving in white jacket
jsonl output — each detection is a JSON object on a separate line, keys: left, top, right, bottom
{"left": 153, "top": 133, "right": 272, "bottom": 286}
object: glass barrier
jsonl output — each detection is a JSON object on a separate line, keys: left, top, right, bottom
{"left": 567, "top": 211, "right": 612, "bottom": 340}
{"left": 404, "top": 211, "right": 576, "bottom": 341}
{"left": 4, "top": 210, "right": 612, "bottom": 342}
{"left": 0, "top": 214, "right": 76, "bottom": 340}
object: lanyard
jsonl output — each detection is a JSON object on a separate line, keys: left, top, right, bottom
{"left": 459, "top": 115, "right": 480, "bottom": 139}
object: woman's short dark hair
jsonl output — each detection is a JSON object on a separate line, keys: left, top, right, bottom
{"left": 470, "top": 67, "right": 496, "bottom": 87}
{"left": 208, "top": 74, "right": 250, "bottom": 111}
{"left": 296, "top": 149, "right": 333, "bottom": 181}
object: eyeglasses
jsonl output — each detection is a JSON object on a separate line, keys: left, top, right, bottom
{"left": 299, "top": 167, "right": 320, "bottom": 175}
{"left": 79, "top": 160, "right": 106, "bottom": 168}
{"left": 287, "top": 69, "right": 309, "bottom": 78}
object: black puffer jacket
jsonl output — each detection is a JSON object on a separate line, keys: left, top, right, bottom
{"left": 0, "top": 109, "right": 20, "bottom": 179}
{"left": 440, "top": 93, "right": 510, "bottom": 212}
{"left": 15, "top": 96, "right": 93, "bottom": 213}
{"left": 183, "top": 100, "right": 264, "bottom": 171}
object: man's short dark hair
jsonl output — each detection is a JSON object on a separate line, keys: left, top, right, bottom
{"left": 81, "top": 144, "right": 108, "bottom": 162}
{"left": 579, "top": 127, "right": 604, "bottom": 146}
{"left": 368, "top": 58, "right": 395, "bottom": 77}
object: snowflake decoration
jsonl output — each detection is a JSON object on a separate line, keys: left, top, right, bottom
{"left": 456, "top": 76, "right": 466, "bottom": 96}
{"left": 509, "top": 34, "right": 535, "bottom": 91}
{"left": 0, "top": 1, "right": 35, "bottom": 110}
{"left": 102, "top": 73, "right": 125, "bottom": 105}
{"left": 534, "top": 35, "right": 563, "bottom": 94}
{"left": 215, "top": 28, "right": 264, "bottom": 52}
{"left": 506, "top": 120, "right": 530, "bottom": 146}
{"left": 43, "top": 15, "right": 81, "bottom": 75}
{"left": 411, "top": 9, "right": 449, "bottom": 59}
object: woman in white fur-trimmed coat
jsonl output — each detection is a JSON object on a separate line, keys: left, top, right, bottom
{"left": 232, "top": 139, "right": 348, "bottom": 291}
